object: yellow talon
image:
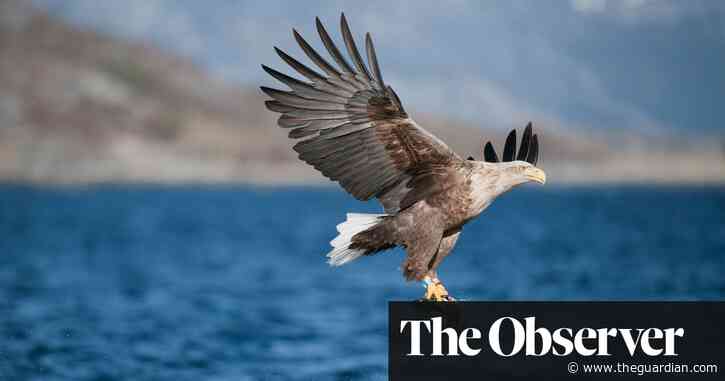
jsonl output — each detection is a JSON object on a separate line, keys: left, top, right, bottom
{"left": 424, "top": 280, "right": 454, "bottom": 302}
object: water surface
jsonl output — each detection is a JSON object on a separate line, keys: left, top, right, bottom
{"left": 1, "top": 185, "right": 724, "bottom": 380}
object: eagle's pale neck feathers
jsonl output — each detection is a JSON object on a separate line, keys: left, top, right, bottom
{"left": 468, "top": 160, "right": 547, "bottom": 215}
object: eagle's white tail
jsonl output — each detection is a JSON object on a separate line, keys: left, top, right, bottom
{"left": 327, "top": 213, "right": 386, "bottom": 266}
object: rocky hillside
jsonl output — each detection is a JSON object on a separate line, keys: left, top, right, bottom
{"left": 0, "top": 0, "right": 723, "bottom": 185}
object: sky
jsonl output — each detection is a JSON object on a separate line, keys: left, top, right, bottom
{"left": 32, "top": 0, "right": 725, "bottom": 135}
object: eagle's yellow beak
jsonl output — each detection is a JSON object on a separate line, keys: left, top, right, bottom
{"left": 525, "top": 167, "right": 547, "bottom": 185}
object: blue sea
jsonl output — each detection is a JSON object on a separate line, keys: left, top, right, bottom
{"left": 0, "top": 184, "right": 724, "bottom": 380}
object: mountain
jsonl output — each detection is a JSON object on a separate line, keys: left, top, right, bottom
{"left": 1, "top": 0, "right": 723, "bottom": 185}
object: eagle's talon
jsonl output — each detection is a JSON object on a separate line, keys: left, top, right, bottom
{"left": 423, "top": 280, "right": 455, "bottom": 302}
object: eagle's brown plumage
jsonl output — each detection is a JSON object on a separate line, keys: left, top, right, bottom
{"left": 261, "top": 14, "right": 546, "bottom": 301}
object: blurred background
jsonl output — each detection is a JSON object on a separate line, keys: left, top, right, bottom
{"left": 0, "top": 0, "right": 723, "bottom": 380}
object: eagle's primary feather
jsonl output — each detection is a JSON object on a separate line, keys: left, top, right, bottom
{"left": 261, "top": 14, "right": 547, "bottom": 300}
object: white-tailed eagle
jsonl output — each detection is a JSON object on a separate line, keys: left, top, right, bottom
{"left": 261, "top": 14, "right": 546, "bottom": 301}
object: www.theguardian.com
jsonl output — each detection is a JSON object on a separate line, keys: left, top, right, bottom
{"left": 572, "top": 361, "right": 719, "bottom": 376}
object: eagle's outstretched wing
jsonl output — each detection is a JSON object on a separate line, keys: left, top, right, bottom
{"left": 262, "top": 14, "right": 463, "bottom": 213}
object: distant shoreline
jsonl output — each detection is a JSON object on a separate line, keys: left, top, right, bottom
{"left": 1, "top": 0, "right": 723, "bottom": 191}
{"left": 2, "top": 179, "right": 724, "bottom": 189}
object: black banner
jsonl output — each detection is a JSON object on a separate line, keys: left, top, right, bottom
{"left": 389, "top": 302, "right": 724, "bottom": 380}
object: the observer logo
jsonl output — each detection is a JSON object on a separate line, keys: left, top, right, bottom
{"left": 389, "top": 302, "right": 724, "bottom": 380}
{"left": 399, "top": 316, "right": 685, "bottom": 357}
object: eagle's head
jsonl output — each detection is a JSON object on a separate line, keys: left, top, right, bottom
{"left": 496, "top": 160, "right": 547, "bottom": 186}
{"left": 468, "top": 122, "right": 546, "bottom": 192}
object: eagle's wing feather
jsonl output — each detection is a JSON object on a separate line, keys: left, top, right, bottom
{"left": 262, "top": 14, "right": 463, "bottom": 213}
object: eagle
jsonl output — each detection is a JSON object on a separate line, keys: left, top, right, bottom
{"left": 261, "top": 14, "right": 546, "bottom": 301}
